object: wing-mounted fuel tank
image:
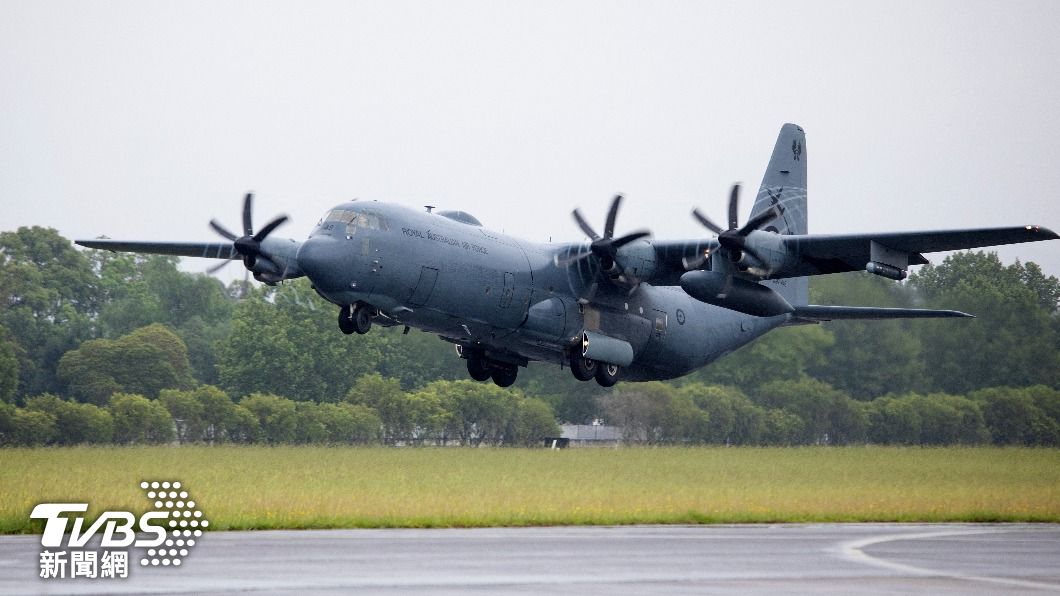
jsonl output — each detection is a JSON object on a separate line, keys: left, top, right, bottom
{"left": 580, "top": 330, "right": 634, "bottom": 366}
{"left": 679, "top": 270, "right": 794, "bottom": 317}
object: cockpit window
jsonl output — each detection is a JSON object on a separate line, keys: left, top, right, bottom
{"left": 320, "top": 208, "right": 389, "bottom": 236}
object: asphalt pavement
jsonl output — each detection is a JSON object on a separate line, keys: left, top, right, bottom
{"left": 1, "top": 524, "right": 1058, "bottom": 595}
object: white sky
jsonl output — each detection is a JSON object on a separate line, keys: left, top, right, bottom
{"left": 2, "top": 0, "right": 1058, "bottom": 285}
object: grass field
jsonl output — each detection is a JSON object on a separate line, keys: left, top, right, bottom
{"left": 1, "top": 446, "right": 1058, "bottom": 533}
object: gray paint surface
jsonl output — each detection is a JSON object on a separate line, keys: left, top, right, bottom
{"left": 1, "top": 524, "right": 1058, "bottom": 595}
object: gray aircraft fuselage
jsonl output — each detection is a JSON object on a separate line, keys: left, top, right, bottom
{"left": 292, "top": 201, "right": 777, "bottom": 381}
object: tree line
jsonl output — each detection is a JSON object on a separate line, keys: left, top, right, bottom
{"left": 0, "top": 377, "right": 559, "bottom": 447}
{"left": 1, "top": 226, "right": 1058, "bottom": 446}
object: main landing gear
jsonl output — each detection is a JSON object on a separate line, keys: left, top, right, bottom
{"left": 338, "top": 303, "right": 374, "bottom": 335}
{"left": 463, "top": 349, "right": 520, "bottom": 388}
{"left": 569, "top": 351, "right": 620, "bottom": 387}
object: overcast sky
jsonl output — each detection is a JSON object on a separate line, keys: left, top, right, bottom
{"left": 2, "top": 0, "right": 1058, "bottom": 285}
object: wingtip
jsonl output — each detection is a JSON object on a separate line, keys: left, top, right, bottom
{"left": 1031, "top": 225, "right": 1059, "bottom": 240}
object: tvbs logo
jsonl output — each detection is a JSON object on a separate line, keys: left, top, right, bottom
{"left": 31, "top": 481, "right": 207, "bottom": 579}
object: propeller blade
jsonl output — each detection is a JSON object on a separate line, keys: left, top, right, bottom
{"left": 553, "top": 249, "right": 594, "bottom": 268}
{"left": 242, "top": 192, "right": 254, "bottom": 237}
{"left": 253, "top": 214, "right": 289, "bottom": 242}
{"left": 210, "top": 219, "right": 238, "bottom": 241}
{"left": 739, "top": 206, "right": 780, "bottom": 236}
{"left": 603, "top": 194, "right": 622, "bottom": 240}
{"left": 682, "top": 249, "right": 710, "bottom": 270}
{"left": 206, "top": 256, "right": 236, "bottom": 275}
{"left": 609, "top": 230, "right": 650, "bottom": 249}
{"left": 692, "top": 209, "right": 725, "bottom": 235}
{"left": 572, "top": 208, "right": 601, "bottom": 241}
{"left": 727, "top": 184, "right": 741, "bottom": 231}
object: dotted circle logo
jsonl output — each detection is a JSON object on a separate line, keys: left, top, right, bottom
{"left": 138, "top": 481, "right": 207, "bottom": 567}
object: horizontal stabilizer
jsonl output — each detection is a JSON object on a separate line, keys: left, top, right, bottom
{"left": 791, "top": 305, "right": 973, "bottom": 322}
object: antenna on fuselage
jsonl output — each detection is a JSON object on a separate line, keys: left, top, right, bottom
{"left": 424, "top": 205, "right": 435, "bottom": 213}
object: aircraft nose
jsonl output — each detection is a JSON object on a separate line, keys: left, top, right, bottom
{"left": 296, "top": 235, "right": 346, "bottom": 292}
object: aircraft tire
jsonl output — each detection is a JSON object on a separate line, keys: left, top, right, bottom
{"left": 353, "top": 304, "right": 373, "bottom": 334}
{"left": 491, "top": 365, "right": 518, "bottom": 387}
{"left": 595, "top": 363, "right": 620, "bottom": 387}
{"left": 338, "top": 305, "right": 356, "bottom": 335}
{"left": 467, "top": 357, "right": 492, "bottom": 382}
{"left": 569, "top": 352, "right": 597, "bottom": 381}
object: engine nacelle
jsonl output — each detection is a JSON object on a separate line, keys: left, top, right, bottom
{"left": 581, "top": 330, "right": 634, "bottom": 366}
{"left": 679, "top": 270, "right": 794, "bottom": 317}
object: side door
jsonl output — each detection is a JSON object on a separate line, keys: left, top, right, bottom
{"left": 408, "top": 266, "right": 439, "bottom": 307}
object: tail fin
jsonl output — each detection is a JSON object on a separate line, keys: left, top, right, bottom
{"left": 753, "top": 123, "right": 808, "bottom": 305}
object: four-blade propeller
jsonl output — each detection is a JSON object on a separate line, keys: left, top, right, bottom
{"left": 555, "top": 194, "right": 650, "bottom": 271}
{"left": 206, "top": 192, "right": 289, "bottom": 276}
{"left": 686, "top": 183, "right": 780, "bottom": 297}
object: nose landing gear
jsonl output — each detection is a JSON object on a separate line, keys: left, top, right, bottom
{"left": 338, "top": 303, "right": 374, "bottom": 335}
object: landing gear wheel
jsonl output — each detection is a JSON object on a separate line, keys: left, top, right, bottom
{"left": 353, "top": 304, "right": 373, "bottom": 334}
{"left": 491, "top": 365, "right": 518, "bottom": 388}
{"left": 595, "top": 363, "right": 620, "bottom": 387}
{"left": 467, "top": 357, "right": 492, "bottom": 382}
{"left": 338, "top": 305, "right": 355, "bottom": 335}
{"left": 569, "top": 351, "right": 597, "bottom": 381}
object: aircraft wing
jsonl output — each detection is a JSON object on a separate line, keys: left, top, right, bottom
{"left": 75, "top": 239, "right": 237, "bottom": 259}
{"left": 781, "top": 225, "right": 1057, "bottom": 277}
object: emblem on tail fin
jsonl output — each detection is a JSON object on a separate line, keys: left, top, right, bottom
{"left": 791, "top": 140, "right": 802, "bottom": 161}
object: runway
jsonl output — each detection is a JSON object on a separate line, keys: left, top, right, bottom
{"left": 1, "top": 524, "right": 1058, "bottom": 595}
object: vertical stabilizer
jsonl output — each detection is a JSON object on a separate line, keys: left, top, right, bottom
{"left": 753, "top": 123, "right": 808, "bottom": 305}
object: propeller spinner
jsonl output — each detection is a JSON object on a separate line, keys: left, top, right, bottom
{"left": 206, "top": 192, "right": 289, "bottom": 277}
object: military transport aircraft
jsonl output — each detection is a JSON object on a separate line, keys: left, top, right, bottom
{"left": 77, "top": 124, "right": 1057, "bottom": 388}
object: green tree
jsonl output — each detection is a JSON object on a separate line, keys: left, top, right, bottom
{"left": 865, "top": 396, "right": 922, "bottom": 445}
{"left": 89, "top": 251, "right": 234, "bottom": 384}
{"left": 761, "top": 409, "right": 804, "bottom": 445}
{"left": 0, "top": 227, "right": 97, "bottom": 398}
{"left": 0, "top": 402, "right": 14, "bottom": 443}
{"left": 108, "top": 393, "right": 174, "bottom": 444}
{"left": 217, "top": 280, "right": 384, "bottom": 402}
{"left": 971, "top": 386, "right": 1060, "bottom": 445}
{"left": 9, "top": 408, "right": 57, "bottom": 446}
{"left": 512, "top": 398, "right": 561, "bottom": 446}
{"left": 808, "top": 273, "right": 927, "bottom": 398}
{"left": 598, "top": 382, "right": 678, "bottom": 443}
{"left": 0, "top": 329, "right": 18, "bottom": 403}
{"left": 755, "top": 379, "right": 867, "bottom": 444}
{"left": 293, "top": 402, "right": 329, "bottom": 444}
{"left": 159, "top": 389, "right": 206, "bottom": 444}
{"left": 318, "top": 403, "right": 381, "bottom": 444}
{"left": 347, "top": 373, "right": 414, "bottom": 444}
{"left": 419, "top": 380, "right": 519, "bottom": 446}
{"left": 57, "top": 324, "right": 195, "bottom": 404}
{"left": 24, "top": 394, "right": 113, "bottom": 444}
{"left": 909, "top": 252, "right": 1060, "bottom": 393}
{"left": 240, "top": 393, "right": 297, "bottom": 444}
{"left": 678, "top": 384, "right": 770, "bottom": 445}
{"left": 227, "top": 405, "right": 261, "bottom": 443}
{"left": 188, "top": 385, "right": 245, "bottom": 443}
